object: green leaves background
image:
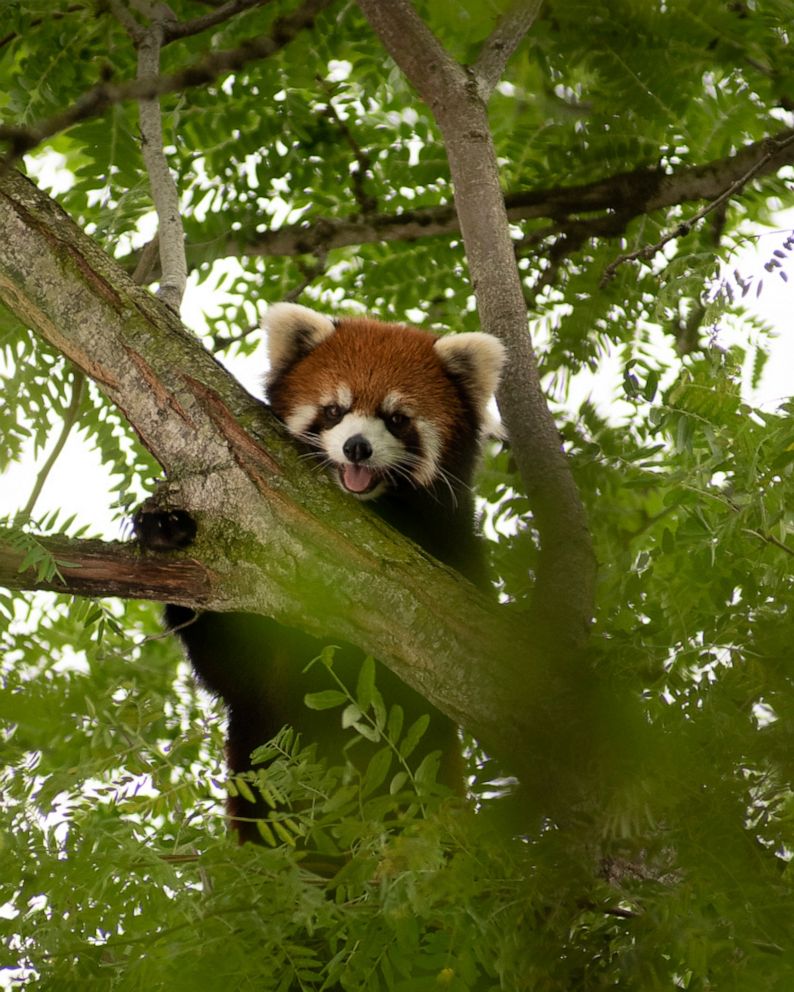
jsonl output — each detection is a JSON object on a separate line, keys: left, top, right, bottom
{"left": 1, "top": 0, "right": 793, "bottom": 987}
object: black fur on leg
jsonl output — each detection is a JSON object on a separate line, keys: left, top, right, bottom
{"left": 135, "top": 501, "right": 464, "bottom": 845}
{"left": 134, "top": 504, "right": 197, "bottom": 552}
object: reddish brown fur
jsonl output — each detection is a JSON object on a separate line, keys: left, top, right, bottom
{"left": 273, "top": 318, "right": 471, "bottom": 446}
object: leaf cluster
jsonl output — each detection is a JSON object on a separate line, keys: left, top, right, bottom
{"left": 1, "top": 0, "right": 794, "bottom": 987}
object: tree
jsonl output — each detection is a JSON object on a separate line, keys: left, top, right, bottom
{"left": 1, "top": 0, "right": 793, "bottom": 988}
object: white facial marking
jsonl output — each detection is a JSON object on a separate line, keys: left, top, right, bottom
{"left": 317, "top": 384, "right": 351, "bottom": 413}
{"left": 382, "top": 390, "right": 410, "bottom": 415}
{"left": 335, "top": 384, "right": 352, "bottom": 409}
{"left": 285, "top": 403, "right": 319, "bottom": 436}
{"left": 322, "top": 412, "right": 405, "bottom": 471}
{"left": 413, "top": 417, "right": 443, "bottom": 486}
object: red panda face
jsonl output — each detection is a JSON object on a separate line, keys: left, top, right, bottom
{"left": 264, "top": 304, "right": 505, "bottom": 500}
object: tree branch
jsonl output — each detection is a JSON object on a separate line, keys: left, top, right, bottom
{"left": 0, "top": 168, "right": 564, "bottom": 784}
{"left": 600, "top": 131, "right": 794, "bottom": 284}
{"left": 133, "top": 4, "right": 188, "bottom": 312}
{"left": 116, "top": 126, "right": 794, "bottom": 281}
{"left": 317, "top": 75, "right": 377, "bottom": 214}
{"left": 0, "top": 531, "right": 213, "bottom": 602}
{"left": 356, "top": 0, "right": 596, "bottom": 656}
{"left": 0, "top": 0, "right": 333, "bottom": 168}
{"left": 472, "top": 0, "right": 543, "bottom": 101}
{"left": 111, "top": 0, "right": 278, "bottom": 44}
{"left": 0, "top": 5, "right": 84, "bottom": 51}
{"left": 161, "top": 0, "right": 277, "bottom": 42}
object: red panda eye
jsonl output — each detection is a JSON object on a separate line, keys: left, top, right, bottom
{"left": 387, "top": 412, "right": 408, "bottom": 429}
{"left": 322, "top": 404, "right": 344, "bottom": 424}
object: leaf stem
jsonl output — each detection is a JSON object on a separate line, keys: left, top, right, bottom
{"left": 18, "top": 371, "right": 85, "bottom": 522}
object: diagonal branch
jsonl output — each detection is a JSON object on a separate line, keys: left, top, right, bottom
{"left": 110, "top": 0, "right": 278, "bottom": 44}
{"left": 0, "top": 168, "right": 558, "bottom": 782}
{"left": 161, "top": 0, "right": 277, "bottom": 42}
{"left": 472, "top": 0, "right": 543, "bottom": 101}
{"left": 600, "top": 130, "right": 794, "bottom": 284}
{"left": 317, "top": 75, "right": 377, "bottom": 214}
{"left": 109, "top": 0, "right": 147, "bottom": 42}
{"left": 356, "top": 0, "right": 595, "bottom": 656}
{"left": 0, "top": 5, "right": 84, "bottom": 51}
{"left": 0, "top": 0, "right": 333, "bottom": 168}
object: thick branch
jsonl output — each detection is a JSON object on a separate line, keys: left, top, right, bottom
{"left": 356, "top": 0, "right": 595, "bottom": 654}
{"left": 0, "top": 168, "right": 549, "bottom": 777}
{"left": 0, "top": 533, "right": 213, "bottom": 602}
{"left": 601, "top": 130, "right": 794, "bottom": 283}
{"left": 0, "top": 522, "right": 539, "bottom": 738}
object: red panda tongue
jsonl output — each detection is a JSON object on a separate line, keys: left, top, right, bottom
{"left": 341, "top": 463, "right": 374, "bottom": 493}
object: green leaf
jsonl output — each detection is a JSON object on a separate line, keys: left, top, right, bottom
{"left": 341, "top": 702, "right": 363, "bottom": 728}
{"left": 363, "top": 747, "right": 392, "bottom": 796}
{"left": 389, "top": 771, "right": 409, "bottom": 795}
{"left": 303, "top": 690, "right": 348, "bottom": 711}
{"left": 356, "top": 655, "right": 377, "bottom": 712}
{"left": 399, "top": 714, "right": 430, "bottom": 759}
{"left": 387, "top": 704, "right": 404, "bottom": 745}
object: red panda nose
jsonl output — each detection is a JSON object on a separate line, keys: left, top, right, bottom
{"left": 342, "top": 434, "right": 373, "bottom": 464}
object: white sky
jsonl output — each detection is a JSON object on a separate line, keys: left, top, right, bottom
{"left": 0, "top": 213, "right": 791, "bottom": 538}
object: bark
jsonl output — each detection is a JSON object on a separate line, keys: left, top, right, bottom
{"left": 0, "top": 534, "right": 213, "bottom": 602}
{"left": 355, "top": 0, "right": 596, "bottom": 655}
{"left": 472, "top": 0, "right": 544, "bottom": 101}
{"left": 0, "top": 168, "right": 549, "bottom": 776}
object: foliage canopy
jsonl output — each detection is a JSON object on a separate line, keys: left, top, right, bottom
{"left": 1, "top": 0, "right": 793, "bottom": 988}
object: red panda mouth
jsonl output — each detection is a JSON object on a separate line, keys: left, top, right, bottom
{"left": 339, "top": 463, "right": 379, "bottom": 495}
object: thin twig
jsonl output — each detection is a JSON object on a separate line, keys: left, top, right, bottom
{"left": 317, "top": 76, "right": 377, "bottom": 214}
{"left": 134, "top": 3, "right": 188, "bottom": 312}
{"left": 472, "top": 0, "right": 544, "bottom": 101}
{"left": 743, "top": 529, "right": 794, "bottom": 558}
{"left": 111, "top": 0, "right": 276, "bottom": 44}
{"left": 9, "top": 0, "right": 276, "bottom": 51}
{"left": 211, "top": 252, "right": 328, "bottom": 348}
{"left": 18, "top": 372, "right": 85, "bottom": 521}
{"left": 161, "top": 0, "right": 276, "bottom": 42}
{"left": 679, "top": 483, "right": 794, "bottom": 559}
{"left": 286, "top": 252, "right": 329, "bottom": 300}
{"left": 673, "top": 203, "right": 727, "bottom": 355}
{"left": 601, "top": 132, "right": 794, "bottom": 285}
{"left": 0, "top": 0, "right": 334, "bottom": 169}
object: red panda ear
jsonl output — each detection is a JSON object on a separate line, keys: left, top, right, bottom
{"left": 434, "top": 332, "right": 506, "bottom": 416}
{"left": 263, "top": 303, "right": 336, "bottom": 380}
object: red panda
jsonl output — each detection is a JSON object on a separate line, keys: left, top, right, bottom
{"left": 137, "top": 303, "right": 505, "bottom": 843}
